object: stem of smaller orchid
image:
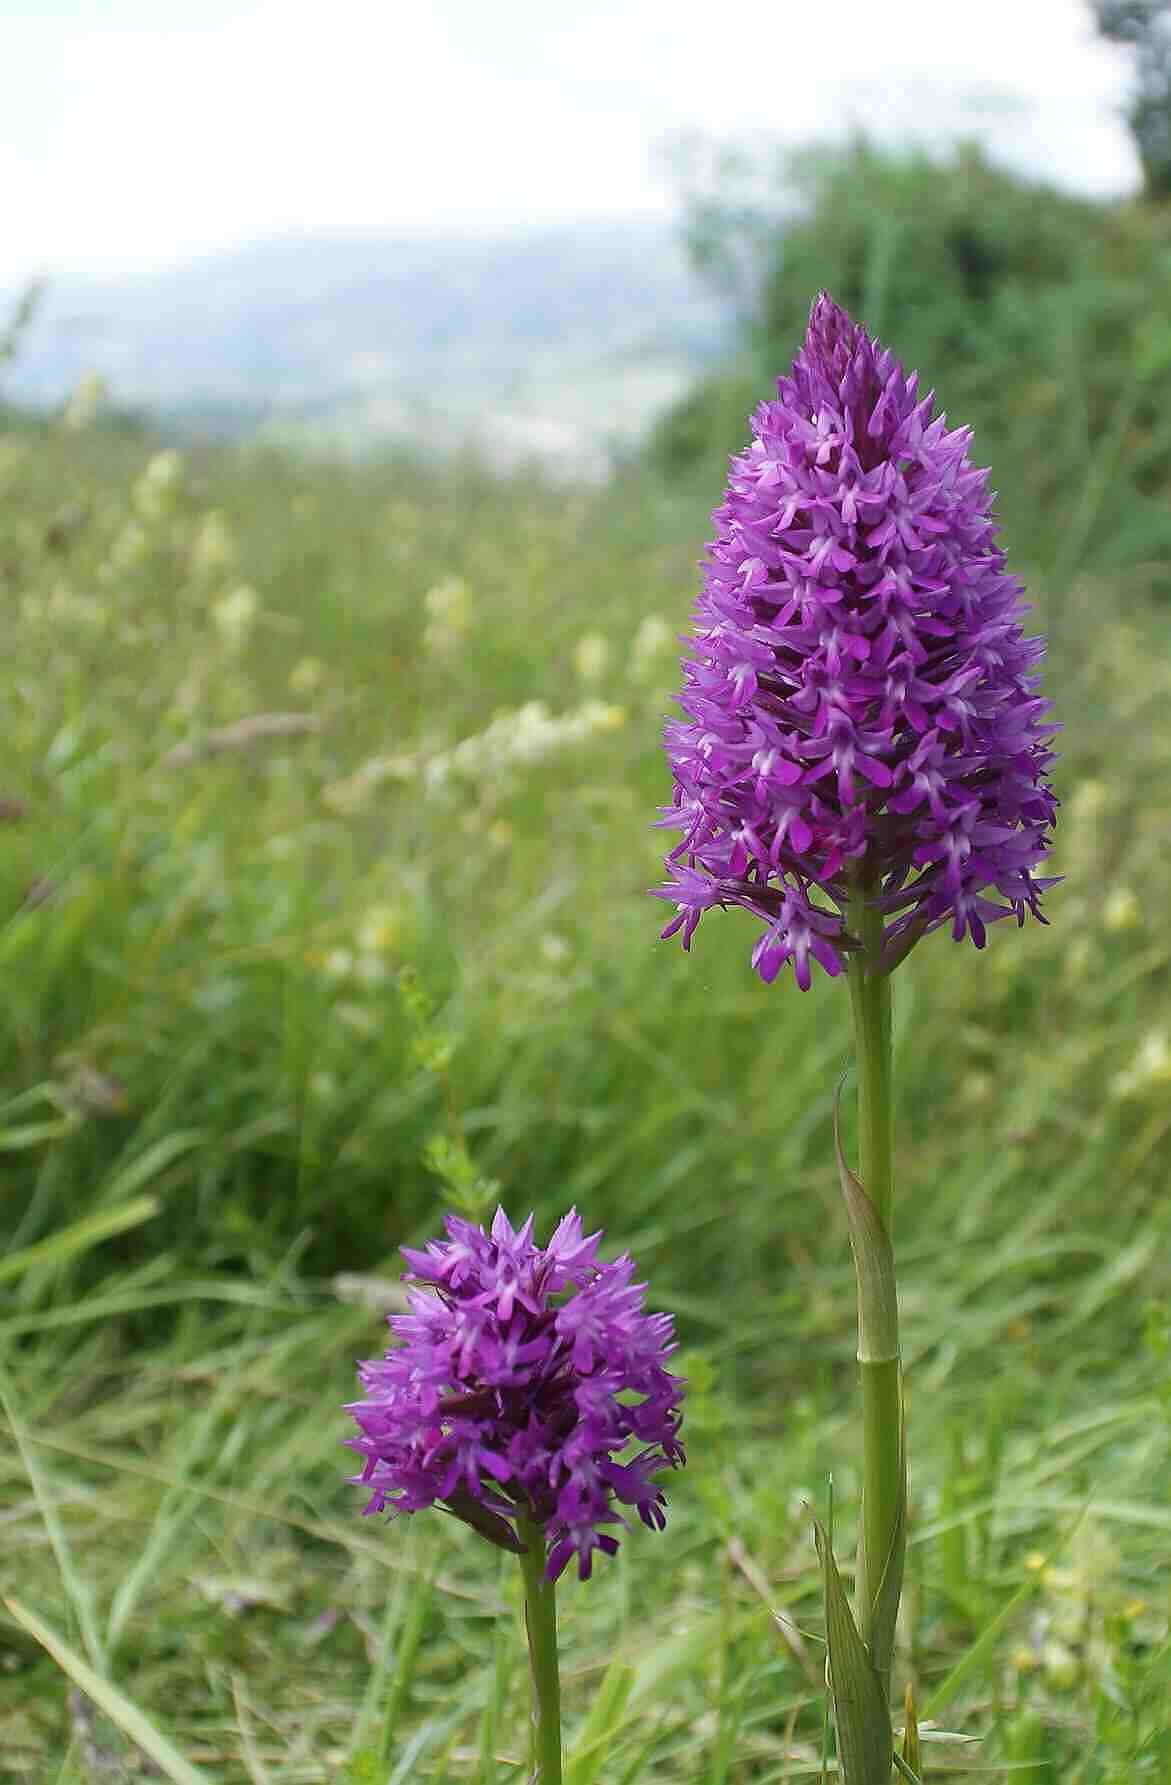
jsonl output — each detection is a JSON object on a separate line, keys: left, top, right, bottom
{"left": 846, "top": 875, "right": 904, "bottom": 1699}
{"left": 515, "top": 1510, "right": 563, "bottom": 1785}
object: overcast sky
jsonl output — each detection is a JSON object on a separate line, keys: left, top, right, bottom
{"left": 0, "top": 0, "right": 1139, "bottom": 284}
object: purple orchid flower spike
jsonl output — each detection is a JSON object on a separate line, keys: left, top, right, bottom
{"left": 655, "top": 292, "right": 1059, "bottom": 987}
{"left": 345, "top": 1206, "right": 685, "bottom": 1583}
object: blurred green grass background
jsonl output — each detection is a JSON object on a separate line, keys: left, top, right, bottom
{"left": 2, "top": 143, "right": 1170, "bottom": 1780}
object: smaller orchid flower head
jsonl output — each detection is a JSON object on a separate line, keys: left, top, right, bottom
{"left": 655, "top": 293, "right": 1059, "bottom": 988}
{"left": 345, "top": 1207, "right": 685, "bottom": 1582}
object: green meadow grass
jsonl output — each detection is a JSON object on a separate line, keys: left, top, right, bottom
{"left": 1, "top": 411, "right": 1169, "bottom": 1779}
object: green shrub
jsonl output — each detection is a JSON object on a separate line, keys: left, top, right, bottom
{"left": 651, "top": 140, "right": 1171, "bottom": 589}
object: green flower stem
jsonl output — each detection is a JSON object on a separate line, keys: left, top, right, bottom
{"left": 516, "top": 1512, "right": 563, "bottom": 1784}
{"left": 846, "top": 879, "right": 903, "bottom": 1693}
{"left": 846, "top": 886, "right": 893, "bottom": 1236}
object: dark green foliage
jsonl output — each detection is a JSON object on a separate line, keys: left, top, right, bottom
{"left": 749, "top": 142, "right": 1097, "bottom": 371}
{"left": 650, "top": 140, "right": 1171, "bottom": 592}
{"left": 1092, "top": 2, "right": 1171, "bottom": 197}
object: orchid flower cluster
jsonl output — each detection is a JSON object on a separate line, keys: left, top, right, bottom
{"left": 346, "top": 1207, "right": 684, "bottom": 1583}
{"left": 345, "top": 296, "right": 1058, "bottom": 1784}
{"left": 655, "top": 292, "right": 1057, "bottom": 988}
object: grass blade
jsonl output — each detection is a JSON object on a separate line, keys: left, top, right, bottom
{"left": 0, "top": 1196, "right": 159, "bottom": 1286}
{"left": 4, "top": 1596, "right": 212, "bottom": 1784}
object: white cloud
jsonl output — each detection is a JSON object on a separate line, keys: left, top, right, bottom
{"left": 0, "top": 0, "right": 1139, "bottom": 282}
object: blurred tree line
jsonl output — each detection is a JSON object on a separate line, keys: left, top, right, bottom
{"left": 1093, "top": 1, "right": 1171, "bottom": 198}
{"left": 650, "top": 136, "right": 1171, "bottom": 588}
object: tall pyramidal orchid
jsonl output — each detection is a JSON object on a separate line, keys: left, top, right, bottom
{"left": 346, "top": 1207, "right": 685, "bottom": 1783}
{"left": 655, "top": 295, "right": 1058, "bottom": 1777}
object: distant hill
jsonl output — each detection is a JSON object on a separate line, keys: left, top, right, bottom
{"left": 0, "top": 220, "right": 736, "bottom": 468}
